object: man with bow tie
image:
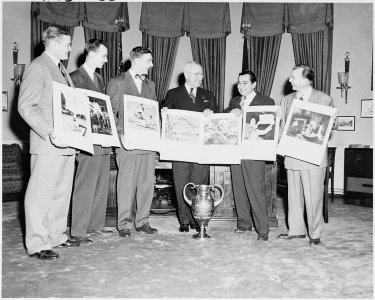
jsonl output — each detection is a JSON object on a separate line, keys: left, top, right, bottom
{"left": 107, "top": 46, "right": 158, "bottom": 238}
{"left": 225, "top": 70, "right": 274, "bottom": 241}
{"left": 69, "top": 39, "right": 113, "bottom": 244}
{"left": 161, "top": 61, "right": 218, "bottom": 233}
{"left": 278, "top": 64, "right": 335, "bottom": 246}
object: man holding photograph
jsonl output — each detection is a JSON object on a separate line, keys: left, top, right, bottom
{"left": 107, "top": 46, "right": 158, "bottom": 238}
{"left": 69, "top": 39, "right": 112, "bottom": 244}
{"left": 225, "top": 70, "right": 274, "bottom": 241}
{"left": 278, "top": 64, "right": 335, "bottom": 245}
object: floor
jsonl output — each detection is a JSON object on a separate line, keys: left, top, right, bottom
{"left": 1, "top": 195, "right": 373, "bottom": 298}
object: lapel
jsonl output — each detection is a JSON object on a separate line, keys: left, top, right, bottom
{"left": 79, "top": 66, "right": 98, "bottom": 91}
{"left": 124, "top": 71, "right": 141, "bottom": 96}
{"left": 41, "top": 52, "right": 74, "bottom": 87}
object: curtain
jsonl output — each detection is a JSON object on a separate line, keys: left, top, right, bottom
{"left": 191, "top": 37, "right": 227, "bottom": 112}
{"left": 286, "top": 3, "right": 334, "bottom": 94}
{"left": 142, "top": 33, "right": 180, "bottom": 103}
{"left": 84, "top": 29, "right": 122, "bottom": 87}
{"left": 242, "top": 35, "right": 282, "bottom": 97}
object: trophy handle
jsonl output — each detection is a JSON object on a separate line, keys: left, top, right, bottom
{"left": 211, "top": 184, "right": 224, "bottom": 208}
{"left": 183, "top": 183, "right": 195, "bottom": 207}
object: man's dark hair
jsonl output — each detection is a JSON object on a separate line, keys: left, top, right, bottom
{"left": 239, "top": 70, "right": 257, "bottom": 83}
{"left": 84, "top": 39, "right": 108, "bottom": 57}
{"left": 42, "top": 26, "right": 70, "bottom": 46}
{"left": 293, "top": 64, "right": 315, "bottom": 82}
{"left": 130, "top": 46, "right": 152, "bottom": 60}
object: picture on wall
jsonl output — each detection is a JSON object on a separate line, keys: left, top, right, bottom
{"left": 2, "top": 91, "right": 8, "bottom": 111}
{"left": 360, "top": 99, "right": 373, "bottom": 118}
{"left": 337, "top": 116, "right": 355, "bottom": 131}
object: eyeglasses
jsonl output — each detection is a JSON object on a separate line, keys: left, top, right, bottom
{"left": 187, "top": 72, "right": 204, "bottom": 77}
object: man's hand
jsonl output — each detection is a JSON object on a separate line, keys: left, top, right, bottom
{"left": 275, "top": 107, "right": 283, "bottom": 121}
{"left": 203, "top": 109, "right": 214, "bottom": 117}
{"left": 230, "top": 108, "right": 242, "bottom": 118}
{"left": 120, "top": 134, "right": 133, "bottom": 151}
{"left": 49, "top": 131, "right": 68, "bottom": 148}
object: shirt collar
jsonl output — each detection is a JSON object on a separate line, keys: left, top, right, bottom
{"left": 297, "top": 86, "right": 313, "bottom": 101}
{"left": 185, "top": 84, "right": 196, "bottom": 94}
{"left": 129, "top": 69, "right": 142, "bottom": 81}
{"left": 243, "top": 91, "right": 256, "bottom": 104}
{"left": 44, "top": 51, "right": 60, "bottom": 66}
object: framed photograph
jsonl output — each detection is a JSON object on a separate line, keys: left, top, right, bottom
{"left": 76, "top": 88, "right": 120, "bottom": 148}
{"left": 360, "top": 99, "right": 373, "bottom": 118}
{"left": 337, "top": 116, "right": 355, "bottom": 131}
{"left": 277, "top": 99, "right": 337, "bottom": 165}
{"left": 2, "top": 91, "right": 8, "bottom": 111}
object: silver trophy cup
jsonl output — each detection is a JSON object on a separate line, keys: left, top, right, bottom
{"left": 183, "top": 183, "right": 224, "bottom": 239}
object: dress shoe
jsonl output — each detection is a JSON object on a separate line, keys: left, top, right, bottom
{"left": 234, "top": 227, "right": 252, "bottom": 234}
{"left": 309, "top": 238, "right": 321, "bottom": 245}
{"left": 87, "top": 230, "right": 113, "bottom": 237}
{"left": 119, "top": 229, "right": 131, "bottom": 238}
{"left": 190, "top": 224, "right": 200, "bottom": 232}
{"left": 257, "top": 234, "right": 269, "bottom": 241}
{"left": 277, "top": 233, "right": 306, "bottom": 240}
{"left": 179, "top": 224, "right": 189, "bottom": 232}
{"left": 136, "top": 223, "right": 158, "bottom": 234}
{"left": 55, "top": 240, "right": 80, "bottom": 248}
{"left": 71, "top": 236, "right": 93, "bottom": 244}
{"left": 31, "top": 250, "right": 59, "bottom": 260}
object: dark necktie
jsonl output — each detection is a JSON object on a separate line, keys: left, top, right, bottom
{"left": 93, "top": 73, "right": 101, "bottom": 91}
{"left": 189, "top": 88, "right": 196, "bottom": 104}
{"left": 135, "top": 74, "right": 145, "bottom": 81}
{"left": 58, "top": 62, "right": 70, "bottom": 86}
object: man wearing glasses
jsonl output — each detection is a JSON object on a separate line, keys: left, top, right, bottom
{"left": 161, "top": 61, "right": 218, "bottom": 233}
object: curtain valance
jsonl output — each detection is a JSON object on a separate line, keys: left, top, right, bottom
{"left": 241, "top": 3, "right": 333, "bottom": 37}
{"left": 31, "top": 2, "right": 129, "bottom": 32}
{"left": 241, "top": 3, "right": 285, "bottom": 37}
{"left": 31, "top": 2, "right": 83, "bottom": 27}
{"left": 285, "top": 3, "right": 333, "bottom": 34}
{"left": 140, "top": 3, "right": 185, "bottom": 38}
{"left": 140, "top": 2, "right": 231, "bottom": 38}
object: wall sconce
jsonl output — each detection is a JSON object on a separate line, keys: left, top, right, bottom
{"left": 11, "top": 42, "right": 25, "bottom": 85}
{"left": 337, "top": 52, "right": 351, "bottom": 104}
{"left": 115, "top": 16, "right": 126, "bottom": 31}
{"left": 241, "top": 21, "right": 251, "bottom": 35}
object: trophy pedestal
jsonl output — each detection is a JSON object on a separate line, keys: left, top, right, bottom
{"left": 192, "top": 226, "right": 210, "bottom": 239}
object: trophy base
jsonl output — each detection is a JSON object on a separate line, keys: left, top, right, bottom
{"left": 192, "top": 226, "right": 210, "bottom": 239}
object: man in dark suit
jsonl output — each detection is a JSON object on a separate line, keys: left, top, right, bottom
{"left": 107, "top": 47, "right": 158, "bottom": 238}
{"left": 161, "top": 61, "right": 218, "bottom": 233}
{"left": 18, "top": 26, "right": 79, "bottom": 260}
{"left": 69, "top": 39, "right": 112, "bottom": 244}
{"left": 226, "top": 70, "right": 275, "bottom": 241}
{"left": 277, "top": 64, "right": 335, "bottom": 245}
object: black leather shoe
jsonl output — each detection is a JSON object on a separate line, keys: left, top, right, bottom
{"left": 277, "top": 233, "right": 306, "bottom": 240}
{"left": 190, "top": 224, "right": 200, "bottom": 232}
{"left": 119, "top": 229, "right": 131, "bottom": 238}
{"left": 257, "top": 234, "right": 269, "bottom": 241}
{"left": 136, "top": 223, "right": 158, "bottom": 234}
{"left": 309, "top": 238, "right": 321, "bottom": 245}
{"left": 71, "top": 236, "right": 93, "bottom": 244}
{"left": 234, "top": 227, "right": 252, "bottom": 234}
{"left": 55, "top": 240, "right": 80, "bottom": 248}
{"left": 31, "top": 250, "right": 59, "bottom": 260}
{"left": 179, "top": 224, "right": 189, "bottom": 232}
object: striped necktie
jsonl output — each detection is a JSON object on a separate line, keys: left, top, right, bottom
{"left": 240, "top": 95, "right": 247, "bottom": 108}
{"left": 189, "top": 88, "right": 196, "bottom": 104}
{"left": 58, "top": 62, "right": 70, "bottom": 86}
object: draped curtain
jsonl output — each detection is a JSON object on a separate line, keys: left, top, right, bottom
{"left": 241, "top": 3, "right": 285, "bottom": 97}
{"left": 286, "top": 3, "right": 334, "bottom": 94}
{"left": 186, "top": 3, "right": 231, "bottom": 112}
{"left": 140, "top": 3, "right": 184, "bottom": 103}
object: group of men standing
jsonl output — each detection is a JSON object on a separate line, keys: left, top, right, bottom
{"left": 18, "top": 26, "right": 334, "bottom": 261}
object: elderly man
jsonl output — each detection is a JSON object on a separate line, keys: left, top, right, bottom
{"left": 107, "top": 46, "right": 158, "bottom": 238}
{"left": 161, "top": 61, "right": 218, "bottom": 233}
{"left": 277, "top": 64, "right": 335, "bottom": 245}
{"left": 18, "top": 26, "right": 79, "bottom": 260}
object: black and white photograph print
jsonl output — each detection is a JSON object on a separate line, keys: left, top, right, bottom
{"left": 89, "top": 96, "right": 112, "bottom": 135}
{"left": 360, "top": 99, "right": 373, "bottom": 118}
{"left": 286, "top": 107, "right": 331, "bottom": 145}
{"left": 337, "top": 116, "right": 355, "bottom": 131}
{"left": 60, "top": 91, "right": 88, "bottom": 137}
{"left": 203, "top": 116, "right": 240, "bottom": 145}
{"left": 244, "top": 111, "right": 276, "bottom": 141}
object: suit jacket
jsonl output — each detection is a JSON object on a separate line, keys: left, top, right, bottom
{"left": 226, "top": 93, "right": 275, "bottom": 114}
{"left": 161, "top": 86, "right": 218, "bottom": 113}
{"left": 107, "top": 71, "right": 157, "bottom": 155}
{"left": 280, "top": 89, "right": 334, "bottom": 169}
{"left": 18, "top": 52, "right": 75, "bottom": 155}
{"left": 69, "top": 66, "right": 111, "bottom": 156}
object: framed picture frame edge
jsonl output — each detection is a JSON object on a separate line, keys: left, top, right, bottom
{"left": 360, "top": 99, "right": 373, "bottom": 118}
{"left": 2, "top": 91, "right": 8, "bottom": 111}
{"left": 337, "top": 115, "right": 355, "bottom": 131}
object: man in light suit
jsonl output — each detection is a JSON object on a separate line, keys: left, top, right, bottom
{"left": 18, "top": 26, "right": 79, "bottom": 260}
{"left": 69, "top": 39, "right": 112, "bottom": 244}
{"left": 107, "top": 46, "right": 158, "bottom": 238}
{"left": 225, "top": 70, "right": 274, "bottom": 241}
{"left": 161, "top": 61, "right": 218, "bottom": 233}
{"left": 278, "top": 64, "right": 335, "bottom": 245}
